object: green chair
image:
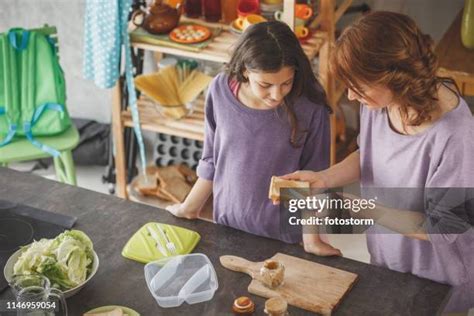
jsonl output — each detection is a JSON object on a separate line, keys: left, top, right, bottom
{"left": 0, "top": 126, "right": 79, "bottom": 185}
{"left": 0, "top": 25, "right": 79, "bottom": 185}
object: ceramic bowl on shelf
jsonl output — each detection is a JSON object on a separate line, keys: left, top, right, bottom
{"left": 230, "top": 20, "right": 244, "bottom": 35}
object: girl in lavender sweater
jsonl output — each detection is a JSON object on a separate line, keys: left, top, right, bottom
{"left": 167, "top": 21, "right": 340, "bottom": 255}
{"left": 284, "top": 12, "right": 474, "bottom": 312}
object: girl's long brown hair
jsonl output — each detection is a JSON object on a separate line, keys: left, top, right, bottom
{"left": 226, "top": 21, "right": 330, "bottom": 146}
{"left": 331, "top": 11, "right": 457, "bottom": 126}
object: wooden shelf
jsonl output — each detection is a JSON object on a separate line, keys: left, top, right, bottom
{"left": 132, "top": 28, "right": 327, "bottom": 63}
{"left": 131, "top": 31, "right": 233, "bottom": 64}
{"left": 132, "top": 30, "right": 327, "bottom": 63}
{"left": 122, "top": 97, "right": 205, "bottom": 141}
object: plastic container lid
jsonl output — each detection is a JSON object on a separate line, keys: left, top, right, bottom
{"left": 122, "top": 222, "right": 201, "bottom": 264}
{"left": 144, "top": 253, "right": 218, "bottom": 308}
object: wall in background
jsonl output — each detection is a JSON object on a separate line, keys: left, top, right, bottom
{"left": 0, "top": 0, "right": 112, "bottom": 123}
{"left": 340, "top": 0, "right": 464, "bottom": 41}
{"left": 369, "top": 0, "right": 465, "bottom": 41}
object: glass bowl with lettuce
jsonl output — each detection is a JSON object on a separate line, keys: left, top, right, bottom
{"left": 3, "top": 230, "right": 99, "bottom": 298}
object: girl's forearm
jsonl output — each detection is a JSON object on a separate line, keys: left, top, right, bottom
{"left": 183, "top": 178, "right": 213, "bottom": 213}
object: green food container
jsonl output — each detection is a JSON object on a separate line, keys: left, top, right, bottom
{"left": 122, "top": 222, "right": 201, "bottom": 263}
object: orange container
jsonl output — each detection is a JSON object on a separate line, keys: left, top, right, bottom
{"left": 165, "top": 0, "right": 183, "bottom": 8}
{"left": 221, "top": 0, "right": 239, "bottom": 23}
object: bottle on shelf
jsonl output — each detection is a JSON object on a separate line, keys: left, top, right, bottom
{"left": 221, "top": 0, "right": 239, "bottom": 23}
{"left": 202, "top": 0, "right": 222, "bottom": 22}
{"left": 184, "top": 0, "right": 202, "bottom": 18}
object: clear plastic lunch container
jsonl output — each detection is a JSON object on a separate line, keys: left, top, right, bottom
{"left": 144, "top": 253, "right": 218, "bottom": 308}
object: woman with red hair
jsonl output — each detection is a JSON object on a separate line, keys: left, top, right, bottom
{"left": 284, "top": 11, "right": 473, "bottom": 312}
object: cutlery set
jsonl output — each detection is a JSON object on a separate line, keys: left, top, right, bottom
{"left": 147, "top": 224, "right": 178, "bottom": 257}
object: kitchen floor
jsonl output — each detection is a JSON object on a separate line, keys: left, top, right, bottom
{"left": 7, "top": 161, "right": 372, "bottom": 264}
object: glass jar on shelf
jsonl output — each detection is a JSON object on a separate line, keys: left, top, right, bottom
{"left": 221, "top": 0, "right": 238, "bottom": 23}
{"left": 184, "top": 0, "right": 202, "bottom": 18}
{"left": 202, "top": 0, "right": 222, "bottom": 22}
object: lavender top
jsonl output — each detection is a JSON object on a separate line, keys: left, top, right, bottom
{"left": 197, "top": 73, "right": 330, "bottom": 243}
{"left": 359, "top": 97, "right": 474, "bottom": 312}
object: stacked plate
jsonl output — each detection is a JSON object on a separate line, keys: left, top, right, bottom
{"left": 260, "top": 1, "right": 283, "bottom": 21}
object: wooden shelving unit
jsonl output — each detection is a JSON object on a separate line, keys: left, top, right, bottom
{"left": 122, "top": 97, "right": 206, "bottom": 141}
{"left": 113, "top": 0, "right": 352, "bottom": 199}
{"left": 131, "top": 21, "right": 328, "bottom": 64}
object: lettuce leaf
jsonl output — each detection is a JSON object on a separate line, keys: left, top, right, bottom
{"left": 13, "top": 230, "right": 94, "bottom": 290}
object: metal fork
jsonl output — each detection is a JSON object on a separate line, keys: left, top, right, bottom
{"left": 156, "top": 224, "right": 177, "bottom": 255}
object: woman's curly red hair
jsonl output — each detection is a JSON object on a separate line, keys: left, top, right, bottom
{"left": 331, "top": 11, "right": 457, "bottom": 126}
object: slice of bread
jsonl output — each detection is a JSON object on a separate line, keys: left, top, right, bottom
{"left": 160, "top": 176, "right": 192, "bottom": 203}
{"left": 156, "top": 165, "right": 185, "bottom": 184}
{"left": 268, "top": 176, "right": 310, "bottom": 203}
{"left": 155, "top": 187, "right": 173, "bottom": 201}
{"left": 137, "top": 186, "right": 159, "bottom": 197}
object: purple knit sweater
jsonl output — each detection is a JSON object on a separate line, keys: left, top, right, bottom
{"left": 197, "top": 73, "right": 330, "bottom": 243}
{"left": 359, "top": 97, "right": 474, "bottom": 312}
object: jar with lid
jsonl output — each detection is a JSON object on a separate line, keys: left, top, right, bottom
{"left": 221, "top": 0, "right": 238, "bottom": 23}
{"left": 264, "top": 297, "right": 289, "bottom": 316}
{"left": 233, "top": 296, "right": 255, "bottom": 315}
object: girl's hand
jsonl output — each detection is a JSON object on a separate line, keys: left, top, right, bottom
{"left": 281, "top": 170, "right": 331, "bottom": 188}
{"left": 166, "top": 203, "right": 199, "bottom": 219}
{"left": 302, "top": 233, "right": 342, "bottom": 257}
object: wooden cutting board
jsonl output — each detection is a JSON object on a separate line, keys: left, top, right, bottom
{"left": 220, "top": 253, "right": 358, "bottom": 315}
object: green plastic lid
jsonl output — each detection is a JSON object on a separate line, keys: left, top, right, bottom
{"left": 122, "top": 222, "right": 200, "bottom": 264}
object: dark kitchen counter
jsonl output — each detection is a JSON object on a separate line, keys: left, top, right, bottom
{"left": 0, "top": 167, "right": 451, "bottom": 315}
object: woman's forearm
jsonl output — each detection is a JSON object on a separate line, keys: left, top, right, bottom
{"left": 325, "top": 151, "right": 361, "bottom": 187}
{"left": 349, "top": 202, "right": 429, "bottom": 241}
